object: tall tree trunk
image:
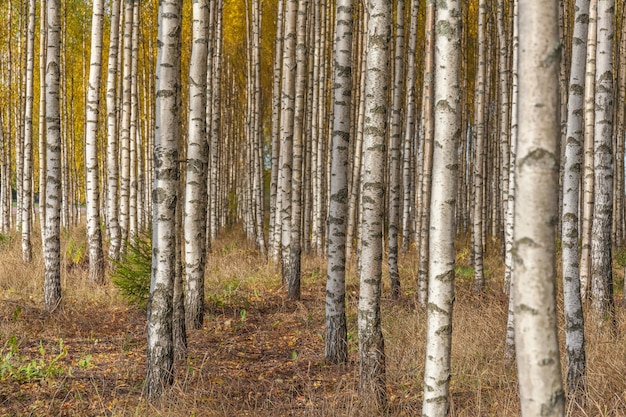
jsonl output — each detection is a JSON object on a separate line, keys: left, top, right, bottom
{"left": 421, "top": 0, "right": 460, "bottom": 414}
{"left": 561, "top": 0, "right": 589, "bottom": 398}
{"left": 514, "top": 1, "right": 565, "bottom": 415}
{"left": 44, "top": 0, "right": 62, "bottom": 312}
{"left": 387, "top": 0, "right": 404, "bottom": 300}
{"left": 145, "top": 0, "right": 182, "bottom": 399}
{"left": 269, "top": 0, "right": 285, "bottom": 262}
{"left": 279, "top": 0, "right": 298, "bottom": 283}
{"left": 85, "top": 0, "right": 105, "bottom": 283}
{"left": 38, "top": 0, "right": 47, "bottom": 238}
{"left": 417, "top": 0, "right": 435, "bottom": 307}
{"left": 401, "top": 0, "right": 419, "bottom": 252}
{"left": 504, "top": 0, "right": 519, "bottom": 361}
{"left": 107, "top": 0, "right": 122, "bottom": 263}
{"left": 21, "top": 0, "right": 36, "bottom": 263}
{"left": 287, "top": 0, "right": 308, "bottom": 300}
{"left": 119, "top": 0, "right": 135, "bottom": 245}
{"left": 472, "top": 0, "right": 486, "bottom": 293}
{"left": 580, "top": 0, "right": 597, "bottom": 301}
{"left": 325, "top": 0, "right": 353, "bottom": 365}
{"left": 590, "top": 0, "right": 615, "bottom": 327}
{"left": 358, "top": 0, "right": 390, "bottom": 409}
{"left": 128, "top": 0, "right": 140, "bottom": 238}
{"left": 184, "top": 0, "right": 209, "bottom": 330}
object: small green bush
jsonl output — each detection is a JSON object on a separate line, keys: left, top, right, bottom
{"left": 111, "top": 234, "right": 151, "bottom": 309}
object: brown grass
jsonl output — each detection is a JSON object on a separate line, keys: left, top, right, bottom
{"left": 1, "top": 225, "right": 626, "bottom": 416}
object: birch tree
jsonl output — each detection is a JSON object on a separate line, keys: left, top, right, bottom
{"left": 85, "top": 0, "right": 105, "bottom": 283}
{"left": 39, "top": 0, "right": 47, "bottom": 237}
{"left": 21, "top": 0, "right": 36, "bottom": 263}
{"left": 286, "top": 0, "right": 308, "bottom": 299}
{"left": 421, "top": 0, "right": 461, "bottom": 414}
{"left": 417, "top": 0, "right": 435, "bottom": 307}
{"left": 561, "top": 0, "right": 589, "bottom": 397}
{"left": 472, "top": 0, "right": 486, "bottom": 292}
{"left": 184, "top": 0, "right": 209, "bottom": 330}
{"left": 326, "top": 0, "right": 353, "bottom": 365}
{"left": 590, "top": 0, "right": 615, "bottom": 326}
{"left": 358, "top": 0, "right": 391, "bottom": 409}
{"left": 504, "top": 0, "right": 519, "bottom": 361}
{"left": 580, "top": 0, "right": 597, "bottom": 300}
{"left": 119, "top": 0, "right": 135, "bottom": 244}
{"left": 145, "top": 0, "right": 182, "bottom": 399}
{"left": 106, "top": 0, "right": 122, "bottom": 262}
{"left": 279, "top": 0, "right": 297, "bottom": 281}
{"left": 387, "top": 0, "right": 404, "bottom": 300}
{"left": 514, "top": 0, "right": 564, "bottom": 415}
{"left": 44, "top": 0, "right": 62, "bottom": 312}
{"left": 401, "top": 0, "right": 418, "bottom": 252}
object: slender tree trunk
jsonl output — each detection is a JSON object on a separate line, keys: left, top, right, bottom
{"left": 269, "top": 0, "right": 285, "bottom": 262}
{"left": 401, "top": 0, "right": 419, "bottom": 252}
{"left": 44, "top": 0, "right": 62, "bottom": 312}
{"left": 21, "top": 0, "right": 36, "bottom": 263}
{"left": 561, "top": 0, "right": 589, "bottom": 398}
{"left": 119, "top": 0, "right": 135, "bottom": 245}
{"left": 590, "top": 0, "right": 615, "bottom": 327}
{"left": 286, "top": 0, "right": 308, "bottom": 300}
{"left": 387, "top": 0, "right": 404, "bottom": 300}
{"left": 505, "top": 1, "right": 519, "bottom": 360}
{"left": 129, "top": 0, "right": 140, "bottom": 239}
{"left": 85, "top": 0, "right": 105, "bottom": 283}
{"left": 279, "top": 0, "right": 298, "bottom": 283}
{"left": 417, "top": 0, "right": 435, "bottom": 307}
{"left": 145, "top": 0, "right": 182, "bottom": 399}
{"left": 580, "top": 0, "right": 597, "bottom": 301}
{"left": 184, "top": 0, "right": 209, "bottom": 330}
{"left": 421, "top": 0, "right": 460, "bottom": 414}
{"left": 38, "top": 0, "right": 47, "bottom": 237}
{"left": 472, "top": 0, "right": 486, "bottom": 292}
{"left": 107, "top": 0, "right": 122, "bottom": 262}
{"left": 514, "top": 1, "right": 564, "bottom": 415}
{"left": 358, "top": 0, "right": 391, "bottom": 409}
{"left": 325, "top": 0, "right": 353, "bottom": 365}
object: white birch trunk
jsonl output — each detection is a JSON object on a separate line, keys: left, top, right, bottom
{"left": 504, "top": 0, "right": 519, "bottom": 360}
{"left": 119, "top": 0, "right": 134, "bottom": 245}
{"left": 85, "top": 0, "right": 105, "bottom": 283}
{"left": 590, "top": 0, "right": 615, "bottom": 326}
{"left": 287, "top": 0, "right": 308, "bottom": 299}
{"left": 387, "top": 0, "right": 404, "bottom": 300}
{"left": 268, "top": 0, "right": 285, "bottom": 261}
{"left": 358, "top": 0, "right": 390, "bottom": 409}
{"left": 514, "top": 1, "right": 564, "bottom": 415}
{"left": 580, "top": 0, "right": 597, "bottom": 301}
{"left": 44, "top": 0, "right": 62, "bottom": 312}
{"left": 325, "top": 0, "right": 353, "bottom": 365}
{"left": 422, "top": 0, "right": 460, "bottom": 414}
{"left": 22, "top": 0, "right": 36, "bottom": 263}
{"left": 561, "top": 0, "right": 589, "bottom": 397}
{"left": 417, "top": 0, "right": 435, "bottom": 307}
{"left": 472, "top": 0, "right": 486, "bottom": 292}
{"left": 145, "top": 0, "right": 182, "bottom": 399}
{"left": 106, "top": 0, "right": 122, "bottom": 262}
{"left": 279, "top": 0, "right": 298, "bottom": 282}
{"left": 184, "top": 0, "right": 209, "bottom": 330}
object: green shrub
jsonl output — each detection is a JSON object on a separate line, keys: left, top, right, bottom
{"left": 111, "top": 234, "right": 151, "bottom": 309}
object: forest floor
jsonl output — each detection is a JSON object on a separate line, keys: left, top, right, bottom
{"left": 2, "top": 227, "right": 626, "bottom": 416}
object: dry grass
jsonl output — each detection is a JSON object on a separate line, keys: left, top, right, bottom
{"left": 1, "top": 225, "right": 626, "bottom": 416}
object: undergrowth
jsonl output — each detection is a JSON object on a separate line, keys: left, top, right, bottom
{"left": 1, "top": 225, "right": 626, "bottom": 416}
